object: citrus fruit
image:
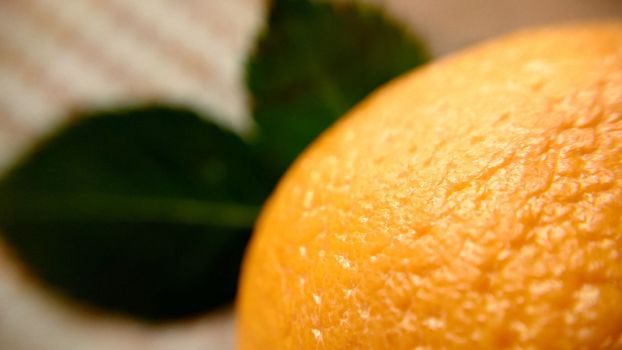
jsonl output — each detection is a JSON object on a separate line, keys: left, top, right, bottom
{"left": 237, "top": 22, "right": 622, "bottom": 349}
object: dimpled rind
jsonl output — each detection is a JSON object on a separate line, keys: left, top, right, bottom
{"left": 238, "top": 23, "right": 622, "bottom": 349}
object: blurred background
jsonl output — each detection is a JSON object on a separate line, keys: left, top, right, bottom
{"left": 0, "top": 0, "right": 620, "bottom": 349}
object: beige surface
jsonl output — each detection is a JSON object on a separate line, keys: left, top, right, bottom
{"left": 0, "top": 1, "right": 620, "bottom": 350}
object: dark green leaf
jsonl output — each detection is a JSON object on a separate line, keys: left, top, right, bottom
{"left": 248, "top": 0, "right": 429, "bottom": 173}
{"left": 0, "top": 106, "right": 273, "bottom": 320}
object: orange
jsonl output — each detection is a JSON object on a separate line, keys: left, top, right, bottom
{"left": 237, "top": 22, "right": 622, "bottom": 349}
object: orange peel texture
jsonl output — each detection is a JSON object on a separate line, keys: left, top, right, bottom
{"left": 238, "top": 22, "right": 622, "bottom": 349}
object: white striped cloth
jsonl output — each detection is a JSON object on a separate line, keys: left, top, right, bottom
{"left": 0, "top": 0, "right": 265, "bottom": 172}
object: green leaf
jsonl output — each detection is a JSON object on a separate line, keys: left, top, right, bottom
{"left": 248, "top": 0, "right": 429, "bottom": 173}
{"left": 0, "top": 106, "right": 273, "bottom": 320}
